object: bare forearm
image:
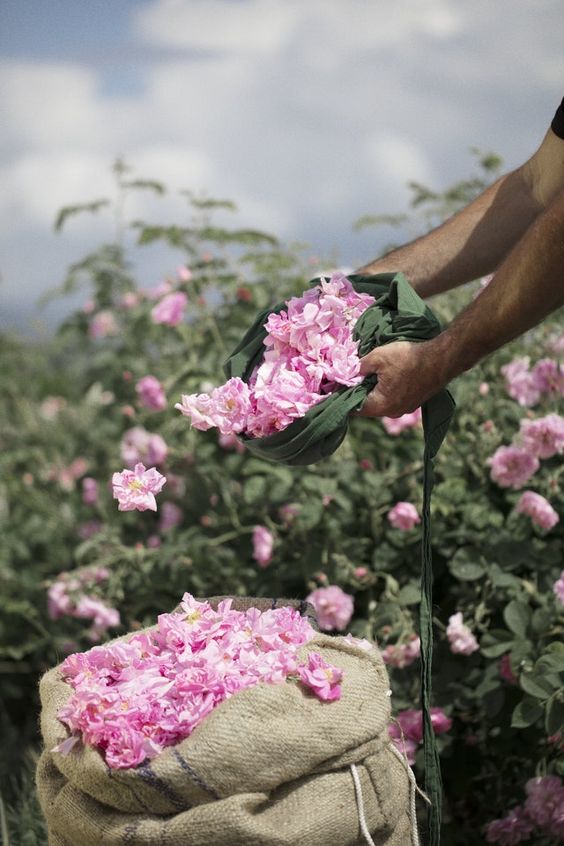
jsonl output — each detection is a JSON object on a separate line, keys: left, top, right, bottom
{"left": 356, "top": 167, "right": 541, "bottom": 298}
{"left": 428, "top": 187, "right": 564, "bottom": 382}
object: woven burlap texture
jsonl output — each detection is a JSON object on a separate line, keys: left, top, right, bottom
{"left": 36, "top": 597, "right": 414, "bottom": 845}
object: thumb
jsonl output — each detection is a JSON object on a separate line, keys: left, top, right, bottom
{"left": 358, "top": 383, "right": 389, "bottom": 417}
{"left": 359, "top": 347, "right": 385, "bottom": 377}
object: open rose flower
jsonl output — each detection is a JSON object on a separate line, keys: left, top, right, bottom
{"left": 112, "top": 463, "right": 166, "bottom": 512}
{"left": 306, "top": 585, "right": 354, "bottom": 631}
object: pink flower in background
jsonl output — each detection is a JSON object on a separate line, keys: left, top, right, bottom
{"left": 39, "top": 396, "right": 66, "bottom": 421}
{"left": 136, "top": 375, "right": 167, "bottom": 412}
{"left": 387, "top": 501, "right": 420, "bottom": 531}
{"left": 524, "top": 775, "right": 564, "bottom": 832}
{"left": 151, "top": 292, "right": 188, "bottom": 326}
{"left": 279, "top": 503, "right": 301, "bottom": 524}
{"left": 112, "top": 463, "right": 166, "bottom": 512}
{"left": 446, "top": 612, "right": 479, "bottom": 655}
{"left": 545, "top": 333, "right": 564, "bottom": 354}
{"left": 252, "top": 525, "right": 274, "bottom": 567}
{"left": 501, "top": 357, "right": 542, "bottom": 407}
{"left": 159, "top": 502, "right": 183, "bottom": 532}
{"left": 177, "top": 265, "right": 192, "bottom": 282}
{"left": 487, "top": 445, "right": 539, "bottom": 489}
{"left": 82, "top": 299, "right": 95, "bottom": 314}
{"left": 121, "top": 426, "right": 168, "bottom": 467}
{"left": 147, "top": 535, "right": 162, "bottom": 549}
{"left": 78, "top": 520, "right": 103, "bottom": 540}
{"left": 297, "top": 652, "right": 343, "bottom": 701}
{"left": 144, "top": 279, "right": 173, "bottom": 300}
{"left": 306, "top": 585, "right": 354, "bottom": 631}
{"left": 518, "top": 413, "right": 564, "bottom": 459}
{"left": 82, "top": 477, "right": 98, "bottom": 506}
{"left": 531, "top": 358, "right": 564, "bottom": 395}
{"left": 479, "top": 382, "right": 490, "bottom": 396}
{"left": 218, "top": 431, "right": 246, "bottom": 453}
{"left": 88, "top": 310, "right": 119, "bottom": 339}
{"left": 47, "top": 568, "right": 119, "bottom": 642}
{"left": 389, "top": 707, "right": 452, "bottom": 763}
{"left": 119, "top": 291, "right": 139, "bottom": 310}
{"left": 516, "top": 491, "right": 559, "bottom": 530}
{"left": 498, "top": 654, "right": 519, "bottom": 685}
{"left": 381, "top": 407, "right": 422, "bottom": 435}
{"left": 342, "top": 633, "right": 374, "bottom": 651}
{"left": 381, "top": 635, "right": 421, "bottom": 668}
{"left": 485, "top": 806, "right": 535, "bottom": 844}
{"left": 553, "top": 571, "right": 564, "bottom": 604}
{"left": 353, "top": 566, "right": 368, "bottom": 579}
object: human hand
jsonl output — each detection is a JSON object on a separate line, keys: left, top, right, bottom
{"left": 357, "top": 339, "right": 447, "bottom": 418}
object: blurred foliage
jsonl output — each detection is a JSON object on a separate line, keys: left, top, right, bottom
{"left": 1, "top": 156, "right": 563, "bottom": 845}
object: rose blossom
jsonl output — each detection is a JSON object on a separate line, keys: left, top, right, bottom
{"left": 159, "top": 502, "right": 183, "bottom": 532}
{"left": 387, "top": 502, "right": 420, "bottom": 531}
{"left": 176, "top": 378, "right": 251, "bottom": 435}
{"left": 121, "top": 426, "right": 168, "bottom": 467}
{"left": 389, "top": 707, "right": 452, "bottom": 763}
{"left": 501, "top": 357, "right": 542, "bottom": 407}
{"left": 531, "top": 358, "right": 564, "bottom": 395}
{"left": 381, "top": 635, "right": 420, "bottom": 668}
{"left": 515, "top": 491, "right": 559, "bottom": 530}
{"left": 518, "top": 413, "right": 564, "bottom": 459}
{"left": 306, "top": 585, "right": 354, "bottom": 631}
{"left": 112, "top": 463, "right": 166, "bottom": 512}
{"left": 136, "top": 376, "right": 167, "bottom": 412}
{"left": 88, "top": 310, "right": 118, "bottom": 339}
{"left": 252, "top": 525, "right": 274, "bottom": 567}
{"left": 499, "top": 654, "right": 519, "bottom": 685}
{"left": 485, "top": 806, "right": 535, "bottom": 845}
{"left": 553, "top": 571, "right": 564, "bottom": 604}
{"left": 82, "top": 477, "right": 98, "bottom": 506}
{"left": 446, "top": 612, "right": 479, "bottom": 655}
{"left": 487, "top": 446, "right": 539, "bottom": 489}
{"left": 381, "top": 408, "right": 422, "bottom": 435}
{"left": 151, "top": 292, "right": 188, "bottom": 326}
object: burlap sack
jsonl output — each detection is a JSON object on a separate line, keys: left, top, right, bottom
{"left": 36, "top": 597, "right": 418, "bottom": 846}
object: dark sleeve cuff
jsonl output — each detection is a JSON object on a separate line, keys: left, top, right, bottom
{"left": 550, "top": 96, "right": 564, "bottom": 139}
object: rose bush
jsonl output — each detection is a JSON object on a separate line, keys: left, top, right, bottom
{"left": 1, "top": 157, "right": 563, "bottom": 844}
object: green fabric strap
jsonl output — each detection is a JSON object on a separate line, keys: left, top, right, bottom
{"left": 224, "top": 273, "right": 456, "bottom": 844}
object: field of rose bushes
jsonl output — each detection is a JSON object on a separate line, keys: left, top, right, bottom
{"left": 1, "top": 158, "right": 563, "bottom": 844}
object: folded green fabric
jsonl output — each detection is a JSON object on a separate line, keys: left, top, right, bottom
{"left": 224, "top": 272, "right": 456, "bottom": 845}
{"left": 224, "top": 272, "right": 454, "bottom": 465}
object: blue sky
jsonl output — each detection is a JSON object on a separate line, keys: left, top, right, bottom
{"left": 1, "top": 0, "right": 563, "bottom": 333}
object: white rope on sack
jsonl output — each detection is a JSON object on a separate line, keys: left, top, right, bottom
{"left": 350, "top": 741, "right": 430, "bottom": 846}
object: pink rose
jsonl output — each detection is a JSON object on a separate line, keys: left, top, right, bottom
{"left": 446, "top": 612, "right": 479, "bottom": 655}
{"left": 151, "top": 292, "right": 188, "bottom": 326}
{"left": 306, "top": 585, "right": 354, "bottom": 631}
{"left": 381, "top": 408, "right": 422, "bottom": 435}
{"left": 136, "top": 375, "right": 167, "bottom": 412}
{"left": 159, "top": 502, "right": 183, "bottom": 532}
{"left": 121, "top": 426, "right": 168, "bottom": 467}
{"left": 112, "top": 463, "right": 166, "bottom": 512}
{"left": 518, "top": 413, "right": 564, "bottom": 459}
{"left": 88, "top": 310, "right": 119, "bottom": 339}
{"left": 387, "top": 501, "right": 420, "bottom": 531}
{"left": 487, "top": 446, "right": 539, "bottom": 489}
{"left": 252, "top": 525, "right": 274, "bottom": 567}
{"left": 553, "top": 571, "right": 564, "bottom": 605}
{"left": 516, "top": 491, "right": 559, "bottom": 530}
{"left": 82, "top": 477, "right": 99, "bottom": 506}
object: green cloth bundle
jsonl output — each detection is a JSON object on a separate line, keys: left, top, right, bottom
{"left": 225, "top": 272, "right": 456, "bottom": 845}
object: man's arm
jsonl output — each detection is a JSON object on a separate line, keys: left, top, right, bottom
{"left": 355, "top": 128, "right": 564, "bottom": 299}
{"left": 358, "top": 183, "right": 564, "bottom": 418}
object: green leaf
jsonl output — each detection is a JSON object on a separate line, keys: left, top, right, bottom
{"left": 54, "top": 199, "right": 110, "bottom": 231}
{"left": 397, "top": 583, "right": 421, "bottom": 606}
{"left": 503, "top": 600, "right": 531, "bottom": 639}
{"left": 480, "top": 629, "right": 515, "bottom": 658}
{"left": 511, "top": 696, "right": 544, "bottom": 728}
{"left": 545, "top": 696, "right": 564, "bottom": 736}
{"left": 295, "top": 501, "right": 323, "bottom": 531}
{"left": 243, "top": 475, "right": 267, "bottom": 505}
{"left": 519, "top": 672, "right": 555, "bottom": 699}
{"left": 448, "top": 547, "right": 487, "bottom": 581}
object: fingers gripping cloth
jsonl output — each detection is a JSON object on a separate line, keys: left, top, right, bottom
{"left": 225, "top": 272, "right": 457, "bottom": 845}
